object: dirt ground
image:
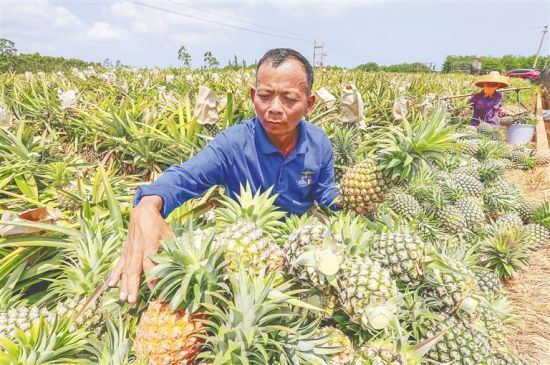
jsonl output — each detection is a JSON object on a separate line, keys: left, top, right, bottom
{"left": 503, "top": 167, "right": 550, "bottom": 365}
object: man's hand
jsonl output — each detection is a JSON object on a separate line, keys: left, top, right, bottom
{"left": 108, "top": 195, "right": 173, "bottom": 304}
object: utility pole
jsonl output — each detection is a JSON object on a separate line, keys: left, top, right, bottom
{"left": 533, "top": 25, "right": 549, "bottom": 69}
{"left": 313, "top": 40, "right": 326, "bottom": 68}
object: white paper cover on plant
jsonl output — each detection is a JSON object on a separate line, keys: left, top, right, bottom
{"left": 315, "top": 87, "right": 336, "bottom": 107}
{"left": 0, "top": 101, "right": 11, "bottom": 129}
{"left": 194, "top": 85, "right": 219, "bottom": 126}
{"left": 392, "top": 97, "right": 409, "bottom": 121}
{"left": 340, "top": 83, "right": 364, "bottom": 123}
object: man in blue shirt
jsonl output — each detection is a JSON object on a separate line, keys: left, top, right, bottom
{"left": 110, "top": 48, "right": 340, "bottom": 304}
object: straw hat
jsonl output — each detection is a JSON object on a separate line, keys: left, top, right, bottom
{"left": 474, "top": 71, "right": 509, "bottom": 88}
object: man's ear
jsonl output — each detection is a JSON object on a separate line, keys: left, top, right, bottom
{"left": 250, "top": 87, "right": 256, "bottom": 101}
{"left": 305, "top": 94, "right": 316, "bottom": 116}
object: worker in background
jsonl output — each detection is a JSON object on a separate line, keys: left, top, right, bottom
{"left": 461, "top": 71, "right": 509, "bottom": 126}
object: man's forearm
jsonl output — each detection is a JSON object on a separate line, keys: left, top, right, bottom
{"left": 138, "top": 195, "right": 164, "bottom": 213}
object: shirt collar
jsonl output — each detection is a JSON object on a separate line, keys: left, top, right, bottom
{"left": 254, "top": 117, "right": 309, "bottom": 156}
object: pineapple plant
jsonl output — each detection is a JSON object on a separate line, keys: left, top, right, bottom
{"left": 352, "top": 340, "right": 404, "bottom": 365}
{"left": 535, "top": 151, "right": 550, "bottom": 166}
{"left": 496, "top": 213, "right": 523, "bottom": 227}
{"left": 532, "top": 201, "right": 550, "bottom": 228}
{"left": 459, "top": 138, "right": 481, "bottom": 155}
{"left": 339, "top": 158, "right": 388, "bottom": 211}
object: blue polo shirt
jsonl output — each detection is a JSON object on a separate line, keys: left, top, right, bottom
{"left": 133, "top": 117, "right": 340, "bottom": 218}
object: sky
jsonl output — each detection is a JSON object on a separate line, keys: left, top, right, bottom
{"left": 0, "top": 0, "right": 548, "bottom": 70}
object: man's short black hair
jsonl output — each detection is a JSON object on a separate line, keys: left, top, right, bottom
{"left": 256, "top": 48, "right": 314, "bottom": 95}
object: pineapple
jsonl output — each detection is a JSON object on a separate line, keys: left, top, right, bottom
{"left": 214, "top": 184, "right": 286, "bottom": 273}
{"left": 202, "top": 122, "right": 220, "bottom": 137}
{"left": 472, "top": 304, "right": 508, "bottom": 350}
{"left": 336, "top": 256, "right": 399, "bottom": 330}
{"left": 478, "top": 122, "right": 497, "bottom": 135}
{"left": 490, "top": 176, "right": 513, "bottom": 191}
{"left": 491, "top": 349, "right": 528, "bottom": 365}
{"left": 517, "top": 201, "right": 535, "bottom": 223}
{"left": 474, "top": 270, "right": 502, "bottom": 297}
{"left": 453, "top": 165, "right": 480, "bottom": 180}
{"left": 496, "top": 213, "right": 523, "bottom": 227}
{"left": 422, "top": 254, "right": 478, "bottom": 313}
{"left": 454, "top": 197, "right": 486, "bottom": 232}
{"left": 522, "top": 223, "right": 550, "bottom": 248}
{"left": 137, "top": 228, "right": 226, "bottom": 365}
{"left": 340, "top": 158, "right": 388, "bottom": 211}
{"left": 510, "top": 148, "right": 536, "bottom": 170}
{"left": 460, "top": 139, "right": 481, "bottom": 155}
{"left": 452, "top": 173, "right": 484, "bottom": 198}
{"left": 284, "top": 224, "right": 346, "bottom": 293}
{"left": 368, "top": 232, "right": 427, "bottom": 285}
{"left": 135, "top": 300, "right": 205, "bottom": 365}
{"left": 387, "top": 193, "right": 421, "bottom": 219}
{"left": 461, "top": 125, "right": 478, "bottom": 139}
{"left": 423, "top": 316, "right": 493, "bottom": 365}
{"left": 352, "top": 340, "right": 404, "bottom": 365}
{"left": 438, "top": 205, "right": 468, "bottom": 234}
{"left": 316, "top": 326, "right": 355, "bottom": 365}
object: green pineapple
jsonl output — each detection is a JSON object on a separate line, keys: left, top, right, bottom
{"left": 340, "top": 158, "right": 388, "bottom": 211}
{"left": 352, "top": 340, "right": 404, "bottom": 365}
{"left": 422, "top": 253, "right": 478, "bottom": 313}
{"left": 388, "top": 193, "right": 422, "bottom": 219}
{"left": 202, "top": 122, "right": 220, "bottom": 136}
{"left": 461, "top": 125, "right": 478, "bottom": 139}
{"left": 368, "top": 232, "right": 427, "bottom": 285}
{"left": 438, "top": 205, "right": 468, "bottom": 234}
{"left": 478, "top": 122, "right": 497, "bottom": 135}
{"left": 336, "top": 256, "right": 399, "bottom": 331}
{"left": 491, "top": 349, "right": 528, "bottom": 365}
{"left": 215, "top": 184, "right": 286, "bottom": 273}
{"left": 496, "top": 213, "right": 523, "bottom": 227}
{"left": 459, "top": 139, "right": 481, "bottom": 155}
{"left": 517, "top": 201, "right": 535, "bottom": 223}
{"left": 452, "top": 173, "right": 484, "bottom": 198}
{"left": 453, "top": 165, "right": 481, "bottom": 180}
{"left": 454, "top": 197, "right": 486, "bottom": 232}
{"left": 522, "top": 223, "right": 550, "bottom": 248}
{"left": 472, "top": 304, "right": 509, "bottom": 351}
{"left": 423, "top": 316, "right": 493, "bottom": 365}
{"left": 474, "top": 270, "right": 502, "bottom": 297}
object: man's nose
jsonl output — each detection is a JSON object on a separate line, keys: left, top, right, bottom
{"left": 268, "top": 96, "right": 283, "bottom": 114}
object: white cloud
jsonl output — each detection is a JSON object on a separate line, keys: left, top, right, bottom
{"left": 87, "top": 22, "right": 132, "bottom": 42}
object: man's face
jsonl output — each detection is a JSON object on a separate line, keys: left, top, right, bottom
{"left": 251, "top": 59, "right": 315, "bottom": 138}
{"left": 483, "top": 82, "right": 499, "bottom": 97}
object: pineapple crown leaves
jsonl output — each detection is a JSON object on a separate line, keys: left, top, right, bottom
{"left": 376, "top": 108, "right": 458, "bottom": 182}
{"left": 532, "top": 201, "right": 550, "bottom": 228}
{"left": 148, "top": 227, "right": 226, "bottom": 313}
{"left": 197, "top": 270, "right": 326, "bottom": 364}
{"left": 215, "top": 183, "right": 285, "bottom": 235}
{"left": 482, "top": 185, "right": 522, "bottom": 215}
{"left": 479, "top": 224, "right": 530, "bottom": 278}
{"left": 50, "top": 217, "right": 123, "bottom": 300}
{"left": 87, "top": 315, "right": 134, "bottom": 365}
{"left": 0, "top": 316, "right": 89, "bottom": 365}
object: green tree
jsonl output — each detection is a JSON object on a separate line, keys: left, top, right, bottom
{"left": 178, "top": 45, "right": 192, "bottom": 68}
{"left": 203, "top": 51, "right": 219, "bottom": 69}
{"left": 0, "top": 38, "right": 17, "bottom": 57}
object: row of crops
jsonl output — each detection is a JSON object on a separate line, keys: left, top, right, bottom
{"left": 0, "top": 66, "right": 548, "bottom": 364}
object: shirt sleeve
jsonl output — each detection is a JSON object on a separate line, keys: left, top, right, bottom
{"left": 133, "top": 133, "right": 231, "bottom": 218}
{"left": 313, "top": 134, "right": 341, "bottom": 210}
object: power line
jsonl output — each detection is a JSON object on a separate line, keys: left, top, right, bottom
{"left": 131, "top": 1, "right": 313, "bottom": 43}
{"left": 168, "top": 0, "right": 316, "bottom": 41}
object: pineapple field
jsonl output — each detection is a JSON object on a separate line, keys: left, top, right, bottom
{"left": 0, "top": 66, "right": 549, "bottom": 365}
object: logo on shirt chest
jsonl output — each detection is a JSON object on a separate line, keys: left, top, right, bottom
{"left": 297, "top": 170, "right": 314, "bottom": 187}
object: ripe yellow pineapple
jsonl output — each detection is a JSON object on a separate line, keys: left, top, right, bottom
{"left": 135, "top": 300, "right": 205, "bottom": 365}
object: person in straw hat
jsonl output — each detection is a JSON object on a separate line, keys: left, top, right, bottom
{"left": 467, "top": 71, "right": 509, "bottom": 126}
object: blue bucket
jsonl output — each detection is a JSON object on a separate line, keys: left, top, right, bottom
{"left": 506, "top": 124, "right": 536, "bottom": 144}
